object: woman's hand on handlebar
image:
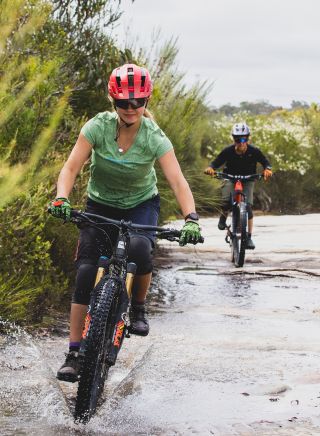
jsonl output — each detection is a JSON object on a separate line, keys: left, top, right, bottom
{"left": 179, "top": 221, "right": 203, "bottom": 246}
{"left": 204, "top": 167, "right": 215, "bottom": 177}
{"left": 48, "top": 197, "right": 72, "bottom": 221}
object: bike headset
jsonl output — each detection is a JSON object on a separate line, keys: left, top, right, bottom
{"left": 108, "top": 64, "right": 153, "bottom": 137}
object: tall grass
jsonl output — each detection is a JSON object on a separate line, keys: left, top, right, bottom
{"left": 0, "top": 1, "right": 71, "bottom": 207}
{"left": 0, "top": 0, "right": 70, "bottom": 322}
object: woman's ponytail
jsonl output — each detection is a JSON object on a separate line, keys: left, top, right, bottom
{"left": 143, "top": 108, "right": 154, "bottom": 120}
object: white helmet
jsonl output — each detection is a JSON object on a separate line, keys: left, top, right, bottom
{"left": 231, "top": 122, "right": 250, "bottom": 136}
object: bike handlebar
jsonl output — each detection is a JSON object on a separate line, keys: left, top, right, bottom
{"left": 69, "top": 210, "right": 204, "bottom": 244}
{"left": 214, "top": 172, "right": 263, "bottom": 182}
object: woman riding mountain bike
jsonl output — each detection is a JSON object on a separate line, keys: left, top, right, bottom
{"left": 49, "top": 63, "right": 203, "bottom": 382}
{"left": 204, "top": 122, "right": 272, "bottom": 249}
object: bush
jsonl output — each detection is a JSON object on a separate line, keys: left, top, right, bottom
{"left": 0, "top": 186, "right": 68, "bottom": 322}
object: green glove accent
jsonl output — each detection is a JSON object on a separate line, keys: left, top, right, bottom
{"left": 179, "top": 221, "right": 202, "bottom": 246}
{"left": 48, "top": 197, "right": 71, "bottom": 221}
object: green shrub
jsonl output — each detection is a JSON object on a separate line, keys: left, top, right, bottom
{"left": 0, "top": 186, "right": 68, "bottom": 322}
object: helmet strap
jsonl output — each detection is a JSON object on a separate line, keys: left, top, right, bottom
{"left": 114, "top": 116, "right": 136, "bottom": 141}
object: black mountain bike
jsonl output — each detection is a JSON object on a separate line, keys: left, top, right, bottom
{"left": 215, "top": 172, "right": 262, "bottom": 267}
{"left": 63, "top": 209, "right": 203, "bottom": 423}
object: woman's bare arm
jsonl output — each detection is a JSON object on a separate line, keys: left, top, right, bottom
{"left": 158, "top": 149, "right": 196, "bottom": 218}
{"left": 56, "top": 133, "right": 93, "bottom": 198}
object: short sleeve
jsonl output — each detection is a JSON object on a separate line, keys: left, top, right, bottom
{"left": 80, "top": 117, "right": 97, "bottom": 146}
{"left": 155, "top": 130, "right": 173, "bottom": 159}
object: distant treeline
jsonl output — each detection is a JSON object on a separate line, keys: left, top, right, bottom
{"left": 213, "top": 100, "right": 311, "bottom": 116}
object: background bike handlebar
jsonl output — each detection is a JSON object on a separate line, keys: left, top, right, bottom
{"left": 70, "top": 210, "right": 204, "bottom": 244}
{"left": 214, "top": 172, "right": 263, "bottom": 181}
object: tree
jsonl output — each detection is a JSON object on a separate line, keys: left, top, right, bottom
{"left": 291, "top": 100, "right": 309, "bottom": 110}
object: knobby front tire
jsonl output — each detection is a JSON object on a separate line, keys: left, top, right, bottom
{"left": 232, "top": 202, "right": 247, "bottom": 267}
{"left": 74, "top": 278, "right": 120, "bottom": 423}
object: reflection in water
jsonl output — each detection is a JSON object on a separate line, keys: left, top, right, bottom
{"left": 150, "top": 264, "right": 270, "bottom": 312}
{"left": 147, "top": 268, "right": 177, "bottom": 311}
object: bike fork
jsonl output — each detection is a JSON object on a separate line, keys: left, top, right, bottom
{"left": 107, "top": 262, "right": 137, "bottom": 365}
{"left": 125, "top": 262, "right": 137, "bottom": 299}
{"left": 107, "top": 291, "right": 129, "bottom": 366}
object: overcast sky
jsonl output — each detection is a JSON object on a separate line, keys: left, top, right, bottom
{"left": 115, "top": 0, "right": 320, "bottom": 108}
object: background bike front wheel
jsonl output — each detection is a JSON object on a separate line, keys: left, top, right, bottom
{"left": 232, "top": 202, "right": 247, "bottom": 267}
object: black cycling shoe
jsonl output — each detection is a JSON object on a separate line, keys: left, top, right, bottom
{"left": 218, "top": 214, "right": 227, "bottom": 230}
{"left": 129, "top": 303, "right": 149, "bottom": 336}
{"left": 246, "top": 237, "right": 255, "bottom": 250}
{"left": 57, "top": 351, "right": 80, "bottom": 382}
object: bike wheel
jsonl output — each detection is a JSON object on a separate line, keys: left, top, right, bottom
{"left": 74, "top": 278, "right": 121, "bottom": 423}
{"left": 232, "top": 202, "right": 247, "bottom": 267}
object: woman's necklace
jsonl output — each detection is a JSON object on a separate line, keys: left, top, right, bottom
{"left": 114, "top": 121, "right": 132, "bottom": 153}
{"left": 115, "top": 119, "right": 139, "bottom": 153}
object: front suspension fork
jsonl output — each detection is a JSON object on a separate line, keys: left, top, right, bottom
{"left": 107, "top": 262, "right": 137, "bottom": 365}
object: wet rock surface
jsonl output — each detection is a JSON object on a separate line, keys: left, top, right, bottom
{"left": 1, "top": 214, "right": 320, "bottom": 435}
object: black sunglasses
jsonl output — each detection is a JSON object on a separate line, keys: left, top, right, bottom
{"left": 114, "top": 98, "right": 147, "bottom": 110}
{"left": 234, "top": 136, "right": 249, "bottom": 143}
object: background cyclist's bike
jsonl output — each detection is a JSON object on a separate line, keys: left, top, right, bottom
{"left": 215, "top": 172, "right": 262, "bottom": 267}
{"left": 58, "top": 210, "right": 203, "bottom": 423}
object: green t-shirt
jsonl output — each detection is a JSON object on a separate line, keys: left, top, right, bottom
{"left": 81, "top": 111, "right": 173, "bottom": 208}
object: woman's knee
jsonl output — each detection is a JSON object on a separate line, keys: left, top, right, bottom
{"left": 246, "top": 204, "right": 253, "bottom": 219}
{"left": 128, "top": 235, "right": 153, "bottom": 274}
{"left": 72, "top": 263, "right": 98, "bottom": 305}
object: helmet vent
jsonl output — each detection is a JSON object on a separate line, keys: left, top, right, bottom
{"left": 128, "top": 67, "right": 134, "bottom": 88}
{"left": 116, "top": 73, "right": 121, "bottom": 88}
{"left": 141, "top": 69, "right": 146, "bottom": 87}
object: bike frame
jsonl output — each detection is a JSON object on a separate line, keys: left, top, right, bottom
{"left": 79, "top": 216, "right": 149, "bottom": 366}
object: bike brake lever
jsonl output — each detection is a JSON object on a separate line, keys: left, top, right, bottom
{"left": 167, "top": 236, "right": 179, "bottom": 242}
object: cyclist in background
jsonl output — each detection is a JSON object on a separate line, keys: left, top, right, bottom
{"left": 204, "top": 122, "right": 272, "bottom": 249}
{"left": 49, "top": 64, "right": 203, "bottom": 382}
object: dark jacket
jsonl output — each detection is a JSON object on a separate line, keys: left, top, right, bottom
{"left": 210, "top": 144, "right": 271, "bottom": 175}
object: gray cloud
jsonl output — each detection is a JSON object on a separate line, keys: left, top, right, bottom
{"left": 116, "top": 0, "right": 320, "bottom": 106}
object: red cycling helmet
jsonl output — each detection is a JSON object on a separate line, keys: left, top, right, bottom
{"left": 108, "top": 64, "right": 153, "bottom": 99}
